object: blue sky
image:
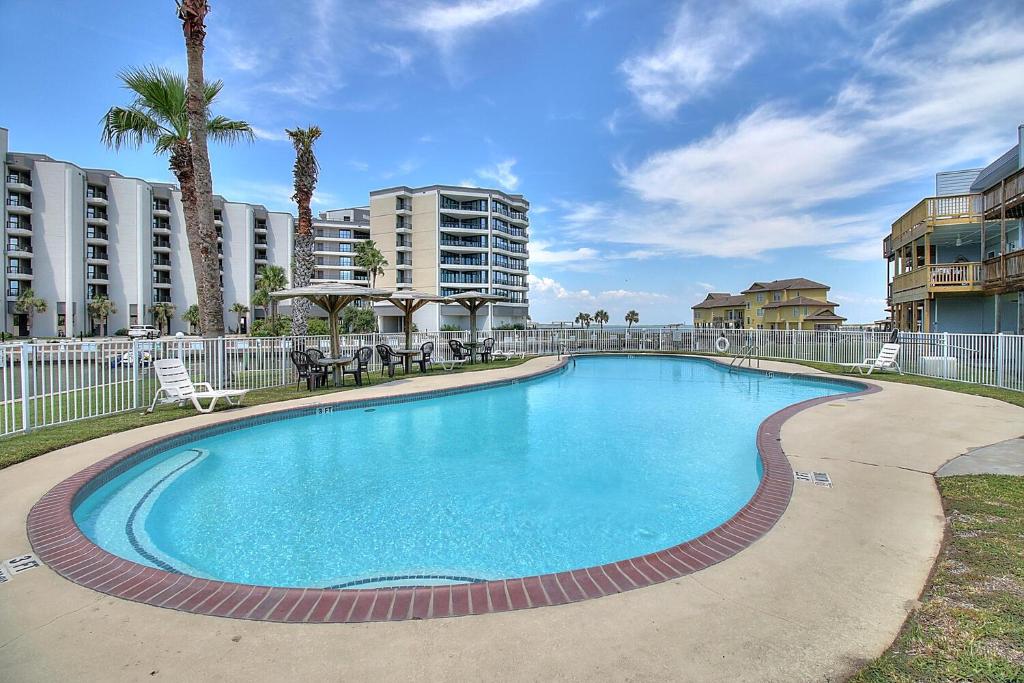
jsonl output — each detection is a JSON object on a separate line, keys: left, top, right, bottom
{"left": 3, "top": 0, "right": 1023, "bottom": 324}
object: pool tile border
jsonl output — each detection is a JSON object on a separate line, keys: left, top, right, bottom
{"left": 26, "top": 355, "right": 879, "bottom": 623}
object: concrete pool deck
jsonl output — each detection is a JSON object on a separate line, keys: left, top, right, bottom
{"left": 1, "top": 356, "right": 1023, "bottom": 681}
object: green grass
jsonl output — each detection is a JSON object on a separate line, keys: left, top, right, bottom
{"left": 851, "top": 476, "right": 1024, "bottom": 682}
{"left": 0, "top": 357, "right": 529, "bottom": 470}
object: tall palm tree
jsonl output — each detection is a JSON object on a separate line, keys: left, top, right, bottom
{"left": 177, "top": 0, "right": 223, "bottom": 338}
{"left": 152, "top": 302, "right": 176, "bottom": 335}
{"left": 286, "top": 125, "right": 323, "bottom": 336}
{"left": 594, "top": 309, "right": 609, "bottom": 330}
{"left": 87, "top": 296, "right": 117, "bottom": 337}
{"left": 253, "top": 264, "right": 288, "bottom": 321}
{"left": 354, "top": 240, "right": 388, "bottom": 288}
{"left": 625, "top": 309, "right": 639, "bottom": 329}
{"left": 229, "top": 302, "right": 249, "bottom": 334}
{"left": 101, "top": 64, "right": 252, "bottom": 340}
{"left": 575, "top": 312, "right": 592, "bottom": 329}
{"left": 14, "top": 288, "right": 47, "bottom": 336}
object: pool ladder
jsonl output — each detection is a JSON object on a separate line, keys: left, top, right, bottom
{"left": 558, "top": 344, "right": 577, "bottom": 367}
{"left": 729, "top": 344, "right": 760, "bottom": 371}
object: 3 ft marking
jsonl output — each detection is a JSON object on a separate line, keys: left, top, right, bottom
{"left": 2, "top": 553, "right": 41, "bottom": 582}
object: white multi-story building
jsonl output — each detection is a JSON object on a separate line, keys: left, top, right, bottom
{"left": 2, "top": 127, "right": 293, "bottom": 337}
{"left": 2, "top": 127, "right": 531, "bottom": 337}
{"left": 367, "top": 185, "right": 530, "bottom": 331}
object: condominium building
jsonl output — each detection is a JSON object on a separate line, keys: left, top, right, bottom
{"left": 367, "top": 185, "right": 530, "bottom": 331}
{"left": 311, "top": 206, "right": 371, "bottom": 286}
{"left": 692, "top": 278, "right": 845, "bottom": 330}
{"left": 2, "top": 127, "right": 293, "bottom": 337}
{"left": 884, "top": 125, "right": 1023, "bottom": 333}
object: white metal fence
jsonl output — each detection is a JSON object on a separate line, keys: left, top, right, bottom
{"left": 2, "top": 328, "right": 1022, "bottom": 438}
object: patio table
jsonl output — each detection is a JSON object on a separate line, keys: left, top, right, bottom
{"left": 317, "top": 353, "right": 357, "bottom": 387}
{"left": 463, "top": 341, "right": 482, "bottom": 364}
{"left": 392, "top": 348, "right": 423, "bottom": 373}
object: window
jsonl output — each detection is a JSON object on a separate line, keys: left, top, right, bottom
{"left": 792, "top": 307, "right": 800, "bottom": 317}
{"left": 756, "top": 308, "right": 763, "bottom": 316}
{"left": 756, "top": 293, "right": 765, "bottom": 303}
{"left": 773, "top": 292, "right": 782, "bottom": 302}
{"left": 746, "top": 317, "right": 751, "bottom": 325}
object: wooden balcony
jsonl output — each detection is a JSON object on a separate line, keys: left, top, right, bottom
{"left": 888, "top": 194, "right": 981, "bottom": 253}
{"left": 984, "top": 251, "right": 1024, "bottom": 289}
{"left": 982, "top": 166, "right": 1024, "bottom": 214}
{"left": 890, "top": 262, "right": 985, "bottom": 302}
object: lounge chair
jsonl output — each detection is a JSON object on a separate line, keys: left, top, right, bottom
{"left": 415, "top": 341, "right": 434, "bottom": 373}
{"left": 838, "top": 343, "right": 903, "bottom": 375}
{"left": 492, "top": 342, "right": 525, "bottom": 360}
{"left": 442, "top": 339, "right": 470, "bottom": 371}
{"left": 147, "top": 358, "right": 248, "bottom": 414}
{"left": 290, "top": 349, "right": 329, "bottom": 390}
{"left": 376, "top": 343, "right": 405, "bottom": 378}
{"left": 343, "top": 346, "right": 373, "bottom": 386}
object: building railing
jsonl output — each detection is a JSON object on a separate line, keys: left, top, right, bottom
{"left": 929, "top": 262, "right": 984, "bottom": 287}
{"left": 2, "top": 329, "right": 1022, "bottom": 438}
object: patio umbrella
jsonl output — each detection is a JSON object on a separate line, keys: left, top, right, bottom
{"left": 445, "top": 290, "right": 506, "bottom": 341}
{"left": 270, "top": 283, "right": 392, "bottom": 358}
{"left": 385, "top": 290, "right": 449, "bottom": 350}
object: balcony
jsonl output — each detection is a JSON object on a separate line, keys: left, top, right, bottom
{"left": 254, "top": 221, "right": 268, "bottom": 233}
{"left": 152, "top": 220, "right": 171, "bottom": 234}
{"left": 6, "top": 219, "right": 32, "bottom": 236}
{"left": 6, "top": 242, "right": 33, "bottom": 257}
{"left": 86, "top": 252, "right": 110, "bottom": 264}
{"left": 6, "top": 196, "right": 32, "bottom": 214}
{"left": 440, "top": 238, "right": 486, "bottom": 250}
{"left": 982, "top": 166, "right": 1024, "bottom": 215}
{"left": 86, "top": 210, "right": 108, "bottom": 224}
{"left": 153, "top": 257, "right": 171, "bottom": 270}
{"left": 86, "top": 228, "right": 109, "bottom": 243}
{"left": 86, "top": 188, "right": 108, "bottom": 204}
{"left": 6, "top": 264, "right": 32, "bottom": 279}
{"left": 153, "top": 240, "right": 172, "bottom": 252}
{"left": 889, "top": 194, "right": 981, "bottom": 254}
{"left": 984, "top": 251, "right": 1024, "bottom": 288}
{"left": 890, "top": 262, "right": 986, "bottom": 302}
{"left": 5, "top": 173, "right": 31, "bottom": 192}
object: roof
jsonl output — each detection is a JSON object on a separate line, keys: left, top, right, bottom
{"left": 692, "top": 293, "right": 746, "bottom": 309}
{"left": 805, "top": 309, "right": 847, "bottom": 321}
{"left": 762, "top": 296, "right": 837, "bottom": 309}
{"left": 742, "top": 278, "right": 828, "bottom": 293}
{"left": 970, "top": 141, "right": 1021, "bottom": 193}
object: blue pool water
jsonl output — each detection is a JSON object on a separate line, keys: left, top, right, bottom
{"left": 75, "top": 356, "right": 853, "bottom": 588}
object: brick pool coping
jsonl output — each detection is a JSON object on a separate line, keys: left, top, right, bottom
{"left": 26, "top": 355, "right": 879, "bottom": 623}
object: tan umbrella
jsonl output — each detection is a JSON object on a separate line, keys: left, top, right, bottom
{"left": 445, "top": 290, "right": 506, "bottom": 341}
{"left": 270, "top": 283, "right": 392, "bottom": 358}
{"left": 385, "top": 290, "right": 449, "bottom": 350}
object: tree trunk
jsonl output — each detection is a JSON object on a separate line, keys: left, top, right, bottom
{"left": 180, "top": 0, "right": 225, "bottom": 338}
{"left": 291, "top": 188, "right": 314, "bottom": 336}
{"left": 169, "top": 142, "right": 209, "bottom": 323}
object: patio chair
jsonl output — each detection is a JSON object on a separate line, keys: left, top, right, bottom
{"left": 146, "top": 358, "right": 248, "bottom": 414}
{"left": 343, "top": 346, "right": 373, "bottom": 386}
{"left": 415, "top": 341, "right": 434, "bottom": 373}
{"left": 290, "top": 349, "right": 329, "bottom": 390}
{"left": 492, "top": 342, "right": 525, "bottom": 360}
{"left": 441, "top": 339, "right": 470, "bottom": 371}
{"left": 837, "top": 343, "right": 903, "bottom": 375}
{"left": 376, "top": 343, "right": 405, "bottom": 378}
{"left": 480, "top": 337, "right": 495, "bottom": 363}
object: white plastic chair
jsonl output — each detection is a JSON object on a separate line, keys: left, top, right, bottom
{"left": 838, "top": 343, "right": 902, "bottom": 375}
{"left": 146, "top": 358, "right": 248, "bottom": 414}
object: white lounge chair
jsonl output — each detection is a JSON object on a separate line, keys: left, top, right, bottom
{"left": 147, "top": 358, "right": 248, "bottom": 414}
{"left": 838, "top": 343, "right": 903, "bottom": 375}
{"left": 492, "top": 345, "right": 525, "bottom": 360}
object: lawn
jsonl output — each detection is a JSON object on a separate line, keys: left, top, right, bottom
{"left": 851, "top": 475, "right": 1024, "bottom": 682}
{"left": 0, "top": 356, "right": 530, "bottom": 470}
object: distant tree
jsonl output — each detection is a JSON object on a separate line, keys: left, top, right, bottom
{"left": 286, "top": 125, "right": 323, "bottom": 336}
{"left": 341, "top": 305, "right": 377, "bottom": 334}
{"left": 229, "top": 302, "right": 249, "bottom": 333}
{"left": 182, "top": 304, "right": 201, "bottom": 334}
{"left": 87, "top": 296, "right": 117, "bottom": 336}
{"left": 593, "top": 309, "right": 609, "bottom": 330}
{"left": 354, "top": 240, "right": 388, "bottom": 287}
{"left": 253, "top": 264, "right": 287, "bottom": 321}
{"left": 575, "top": 312, "right": 592, "bottom": 329}
{"left": 625, "top": 309, "right": 639, "bottom": 329}
{"left": 14, "top": 288, "right": 47, "bottom": 335}
{"left": 152, "top": 302, "right": 176, "bottom": 335}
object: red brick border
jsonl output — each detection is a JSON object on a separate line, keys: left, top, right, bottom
{"left": 27, "top": 357, "right": 878, "bottom": 622}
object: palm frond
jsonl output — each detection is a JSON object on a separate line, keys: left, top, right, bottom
{"left": 208, "top": 116, "right": 255, "bottom": 145}
{"left": 203, "top": 79, "right": 224, "bottom": 106}
{"left": 100, "top": 106, "right": 166, "bottom": 150}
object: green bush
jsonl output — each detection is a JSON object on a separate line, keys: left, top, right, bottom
{"left": 441, "top": 324, "right": 462, "bottom": 332}
{"left": 114, "top": 328, "right": 129, "bottom": 336}
{"left": 307, "top": 318, "right": 330, "bottom": 336}
{"left": 251, "top": 316, "right": 290, "bottom": 337}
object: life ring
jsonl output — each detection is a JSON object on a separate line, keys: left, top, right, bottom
{"left": 715, "top": 336, "right": 731, "bottom": 353}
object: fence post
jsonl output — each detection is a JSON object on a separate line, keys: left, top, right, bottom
{"left": 19, "top": 343, "right": 30, "bottom": 433}
{"left": 132, "top": 339, "right": 140, "bottom": 410}
{"left": 942, "top": 332, "right": 950, "bottom": 379}
{"left": 996, "top": 333, "right": 1005, "bottom": 388}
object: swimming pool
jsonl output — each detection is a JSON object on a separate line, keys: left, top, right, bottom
{"left": 71, "top": 356, "right": 854, "bottom": 593}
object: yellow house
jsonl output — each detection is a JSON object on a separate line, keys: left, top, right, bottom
{"left": 692, "top": 293, "right": 746, "bottom": 328}
{"left": 692, "top": 279, "right": 845, "bottom": 330}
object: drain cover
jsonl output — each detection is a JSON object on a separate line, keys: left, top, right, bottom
{"left": 794, "top": 471, "right": 833, "bottom": 488}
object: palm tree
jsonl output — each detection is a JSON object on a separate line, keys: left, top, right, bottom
{"left": 254, "top": 264, "right": 287, "bottom": 321}
{"left": 14, "top": 288, "right": 47, "bottom": 336}
{"left": 87, "top": 296, "right": 117, "bottom": 337}
{"left": 354, "top": 240, "right": 388, "bottom": 287}
{"left": 176, "top": 0, "right": 224, "bottom": 337}
{"left": 182, "top": 304, "right": 201, "bottom": 334}
{"left": 286, "top": 125, "right": 323, "bottom": 336}
{"left": 152, "top": 302, "right": 176, "bottom": 335}
{"left": 229, "top": 302, "right": 249, "bottom": 334}
{"left": 101, "top": 65, "right": 253, "bottom": 339}
{"left": 625, "top": 309, "right": 639, "bottom": 329}
{"left": 574, "top": 312, "right": 592, "bottom": 328}
{"left": 594, "top": 309, "right": 609, "bottom": 330}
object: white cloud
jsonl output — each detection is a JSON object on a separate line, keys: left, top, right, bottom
{"left": 214, "top": 181, "right": 339, "bottom": 213}
{"left": 412, "top": 0, "right": 544, "bottom": 34}
{"left": 529, "top": 241, "right": 600, "bottom": 267}
{"left": 527, "top": 274, "right": 594, "bottom": 301}
{"left": 251, "top": 126, "right": 289, "bottom": 142}
{"left": 369, "top": 42, "right": 415, "bottom": 73}
{"left": 475, "top": 158, "right": 519, "bottom": 190}
{"left": 380, "top": 159, "right": 422, "bottom": 180}
{"left": 581, "top": 5, "right": 607, "bottom": 26}
{"left": 574, "top": 12, "right": 1024, "bottom": 260}
{"left": 696, "top": 282, "right": 717, "bottom": 291}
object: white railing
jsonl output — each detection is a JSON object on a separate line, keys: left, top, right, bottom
{"left": 1, "top": 328, "right": 1022, "bottom": 438}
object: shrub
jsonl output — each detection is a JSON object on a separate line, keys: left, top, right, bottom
{"left": 114, "top": 328, "right": 129, "bottom": 336}
{"left": 306, "top": 318, "right": 330, "bottom": 336}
